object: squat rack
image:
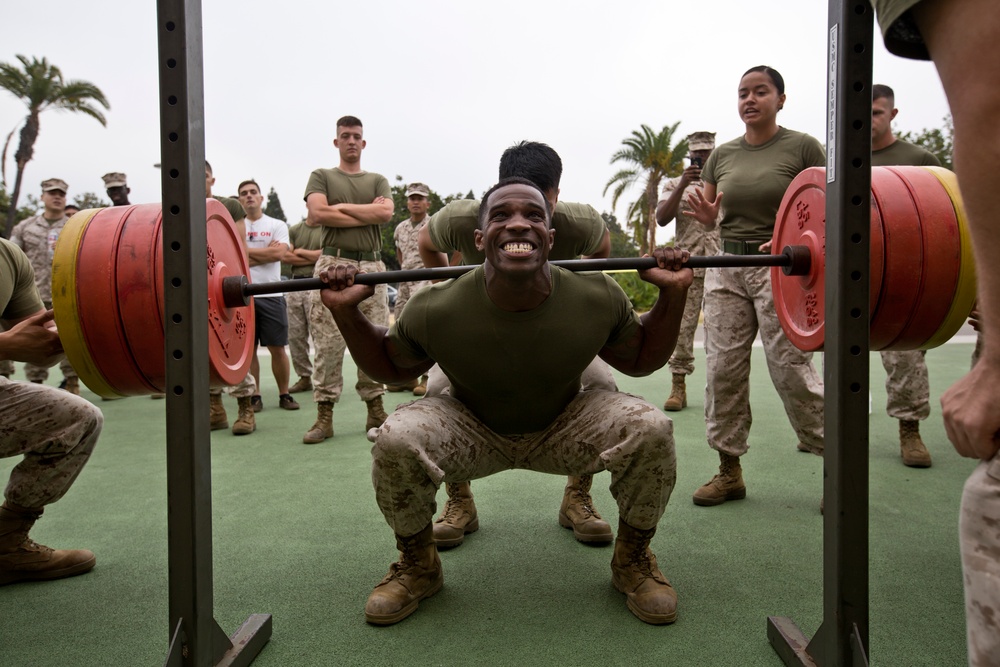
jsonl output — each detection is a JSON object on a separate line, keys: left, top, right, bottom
{"left": 154, "top": 0, "right": 875, "bottom": 665}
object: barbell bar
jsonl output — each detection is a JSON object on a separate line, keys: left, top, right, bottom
{"left": 50, "top": 166, "right": 976, "bottom": 399}
{"left": 220, "top": 245, "right": 812, "bottom": 309}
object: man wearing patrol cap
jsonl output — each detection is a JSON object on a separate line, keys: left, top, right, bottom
{"left": 101, "top": 172, "right": 131, "bottom": 207}
{"left": 655, "top": 132, "right": 721, "bottom": 412}
{"left": 388, "top": 182, "right": 433, "bottom": 394}
{"left": 9, "top": 179, "right": 80, "bottom": 394}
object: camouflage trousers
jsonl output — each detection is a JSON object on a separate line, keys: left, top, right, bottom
{"left": 0, "top": 376, "right": 102, "bottom": 508}
{"left": 285, "top": 288, "right": 313, "bottom": 379}
{"left": 879, "top": 350, "right": 930, "bottom": 421}
{"left": 208, "top": 373, "right": 257, "bottom": 398}
{"left": 703, "top": 265, "right": 825, "bottom": 456}
{"left": 394, "top": 279, "right": 431, "bottom": 320}
{"left": 959, "top": 453, "right": 1000, "bottom": 667}
{"left": 423, "top": 355, "right": 619, "bottom": 398}
{"left": 369, "top": 390, "right": 676, "bottom": 537}
{"left": 310, "top": 255, "right": 388, "bottom": 404}
{"left": 668, "top": 267, "right": 707, "bottom": 376}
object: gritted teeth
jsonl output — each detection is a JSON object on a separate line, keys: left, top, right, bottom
{"left": 502, "top": 242, "right": 535, "bottom": 254}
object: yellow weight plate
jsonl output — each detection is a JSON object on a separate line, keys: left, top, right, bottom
{"left": 51, "top": 208, "right": 124, "bottom": 398}
{"left": 921, "top": 167, "right": 977, "bottom": 349}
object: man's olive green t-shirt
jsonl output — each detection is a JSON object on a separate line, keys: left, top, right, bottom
{"left": 871, "top": 139, "right": 941, "bottom": 167}
{"left": 213, "top": 196, "right": 245, "bottom": 223}
{"left": 286, "top": 221, "right": 325, "bottom": 278}
{"left": 390, "top": 265, "right": 640, "bottom": 434}
{"left": 303, "top": 168, "right": 391, "bottom": 253}
{"left": 427, "top": 199, "right": 606, "bottom": 263}
{"left": 0, "top": 238, "right": 43, "bottom": 320}
{"left": 701, "top": 127, "right": 826, "bottom": 241}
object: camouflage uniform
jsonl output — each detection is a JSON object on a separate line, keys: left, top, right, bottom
{"left": 392, "top": 216, "right": 431, "bottom": 318}
{"left": 959, "top": 452, "right": 1000, "bottom": 666}
{"left": 0, "top": 377, "right": 102, "bottom": 507}
{"left": 208, "top": 373, "right": 256, "bottom": 399}
{"left": 879, "top": 350, "right": 929, "bottom": 420}
{"left": 286, "top": 289, "right": 313, "bottom": 379}
{"left": 370, "top": 390, "right": 676, "bottom": 536}
{"left": 703, "top": 264, "right": 825, "bottom": 455}
{"left": 9, "top": 214, "right": 77, "bottom": 384}
{"left": 310, "top": 255, "right": 389, "bottom": 403}
{"left": 657, "top": 176, "right": 721, "bottom": 376}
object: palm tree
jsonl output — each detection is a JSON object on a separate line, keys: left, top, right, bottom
{"left": 0, "top": 55, "right": 109, "bottom": 237}
{"left": 603, "top": 122, "right": 687, "bottom": 254}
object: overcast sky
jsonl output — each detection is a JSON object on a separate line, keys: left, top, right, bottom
{"left": 3, "top": 0, "right": 950, "bottom": 244}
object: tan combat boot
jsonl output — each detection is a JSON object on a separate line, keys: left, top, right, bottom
{"left": 366, "top": 396, "right": 389, "bottom": 430}
{"left": 558, "top": 474, "right": 613, "bottom": 544}
{"left": 209, "top": 394, "right": 229, "bottom": 431}
{"left": 63, "top": 377, "right": 80, "bottom": 396}
{"left": 288, "top": 376, "right": 312, "bottom": 394}
{"left": 364, "top": 523, "right": 443, "bottom": 625}
{"left": 433, "top": 482, "right": 479, "bottom": 549}
{"left": 663, "top": 374, "right": 687, "bottom": 412}
{"left": 692, "top": 452, "right": 746, "bottom": 506}
{"left": 231, "top": 396, "right": 256, "bottom": 435}
{"left": 0, "top": 503, "right": 96, "bottom": 586}
{"left": 303, "top": 401, "right": 334, "bottom": 444}
{"left": 611, "top": 520, "right": 677, "bottom": 624}
{"left": 412, "top": 375, "right": 428, "bottom": 397}
{"left": 899, "top": 420, "right": 932, "bottom": 468}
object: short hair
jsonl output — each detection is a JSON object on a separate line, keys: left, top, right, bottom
{"left": 742, "top": 65, "right": 785, "bottom": 95}
{"left": 872, "top": 84, "right": 895, "bottom": 106}
{"left": 477, "top": 177, "right": 552, "bottom": 229}
{"left": 498, "top": 141, "right": 562, "bottom": 193}
{"left": 336, "top": 115, "right": 363, "bottom": 130}
{"left": 237, "top": 179, "right": 261, "bottom": 195}
{"left": 205, "top": 160, "right": 213, "bottom": 175}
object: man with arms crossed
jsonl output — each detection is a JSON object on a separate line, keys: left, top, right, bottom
{"left": 302, "top": 115, "right": 394, "bottom": 443}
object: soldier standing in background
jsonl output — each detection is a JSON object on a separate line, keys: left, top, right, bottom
{"left": 387, "top": 182, "right": 433, "bottom": 395}
{"left": 655, "top": 131, "right": 721, "bottom": 412}
{"left": 9, "top": 178, "right": 79, "bottom": 394}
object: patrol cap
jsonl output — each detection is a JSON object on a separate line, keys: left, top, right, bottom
{"left": 405, "top": 182, "right": 430, "bottom": 197}
{"left": 41, "top": 178, "right": 68, "bottom": 193}
{"left": 102, "top": 172, "right": 128, "bottom": 188}
{"left": 687, "top": 131, "right": 716, "bottom": 151}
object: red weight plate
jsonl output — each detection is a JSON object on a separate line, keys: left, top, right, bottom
{"left": 882, "top": 166, "right": 961, "bottom": 349}
{"left": 869, "top": 168, "right": 924, "bottom": 351}
{"left": 116, "top": 203, "right": 167, "bottom": 391}
{"left": 76, "top": 206, "right": 159, "bottom": 395}
{"left": 205, "top": 199, "right": 254, "bottom": 386}
{"left": 772, "top": 167, "right": 827, "bottom": 351}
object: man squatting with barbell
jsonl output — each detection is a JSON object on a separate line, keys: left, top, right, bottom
{"left": 0, "top": 237, "right": 103, "bottom": 586}
{"left": 319, "top": 177, "right": 692, "bottom": 626}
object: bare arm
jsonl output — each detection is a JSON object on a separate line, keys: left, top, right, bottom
{"left": 248, "top": 241, "right": 288, "bottom": 267}
{"left": 685, "top": 183, "right": 723, "bottom": 230}
{"left": 318, "top": 265, "right": 433, "bottom": 384}
{"left": 306, "top": 193, "right": 394, "bottom": 228}
{"left": 418, "top": 224, "right": 449, "bottom": 269}
{"left": 599, "top": 247, "right": 693, "bottom": 376}
{"left": 0, "top": 309, "right": 64, "bottom": 366}
{"left": 656, "top": 168, "right": 700, "bottom": 226}
{"left": 282, "top": 246, "right": 322, "bottom": 266}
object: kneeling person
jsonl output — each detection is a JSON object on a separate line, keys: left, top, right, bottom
{"left": 320, "top": 179, "right": 692, "bottom": 626}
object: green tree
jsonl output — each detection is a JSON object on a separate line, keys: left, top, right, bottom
{"left": 603, "top": 122, "right": 687, "bottom": 255}
{"left": 73, "top": 191, "right": 109, "bottom": 209}
{"left": 264, "top": 187, "right": 286, "bottom": 221}
{"left": 0, "top": 184, "right": 39, "bottom": 225}
{"left": 601, "top": 211, "right": 639, "bottom": 258}
{"left": 897, "top": 114, "right": 953, "bottom": 169}
{"left": 380, "top": 176, "right": 468, "bottom": 271}
{"left": 0, "top": 55, "right": 109, "bottom": 237}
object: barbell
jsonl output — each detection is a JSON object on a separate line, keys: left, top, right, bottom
{"left": 50, "top": 166, "right": 976, "bottom": 399}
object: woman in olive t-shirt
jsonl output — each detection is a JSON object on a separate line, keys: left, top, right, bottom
{"left": 684, "top": 66, "right": 826, "bottom": 507}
